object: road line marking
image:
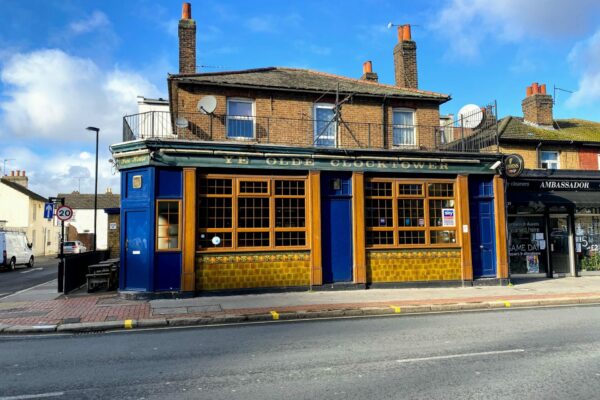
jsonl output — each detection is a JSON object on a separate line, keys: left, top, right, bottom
{"left": 124, "top": 320, "right": 133, "bottom": 329}
{"left": 396, "top": 349, "right": 525, "bottom": 364}
{"left": 270, "top": 311, "right": 279, "bottom": 320}
{"left": 504, "top": 301, "right": 511, "bottom": 308}
{"left": 20, "top": 268, "right": 43, "bottom": 274}
{"left": 390, "top": 305, "right": 401, "bottom": 313}
{"left": 0, "top": 279, "right": 57, "bottom": 300}
{"left": 0, "top": 392, "right": 65, "bottom": 400}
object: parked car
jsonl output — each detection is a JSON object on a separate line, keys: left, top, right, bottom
{"left": 63, "top": 241, "right": 87, "bottom": 254}
{"left": 0, "top": 230, "right": 34, "bottom": 270}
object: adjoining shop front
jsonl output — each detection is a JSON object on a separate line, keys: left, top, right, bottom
{"left": 507, "top": 171, "right": 600, "bottom": 278}
{"left": 114, "top": 142, "right": 509, "bottom": 295}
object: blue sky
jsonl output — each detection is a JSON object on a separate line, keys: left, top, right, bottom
{"left": 1, "top": 0, "right": 600, "bottom": 196}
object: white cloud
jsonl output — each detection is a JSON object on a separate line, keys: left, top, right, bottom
{"left": 431, "top": 0, "right": 600, "bottom": 60}
{"left": 0, "top": 49, "right": 160, "bottom": 145}
{"left": 566, "top": 29, "right": 600, "bottom": 107}
{"left": 0, "top": 49, "right": 162, "bottom": 196}
{"left": 69, "top": 11, "right": 110, "bottom": 34}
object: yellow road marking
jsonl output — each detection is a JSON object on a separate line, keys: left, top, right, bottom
{"left": 503, "top": 301, "right": 511, "bottom": 308}
{"left": 270, "top": 311, "right": 279, "bottom": 320}
{"left": 390, "top": 306, "right": 401, "bottom": 313}
{"left": 124, "top": 319, "right": 133, "bottom": 329}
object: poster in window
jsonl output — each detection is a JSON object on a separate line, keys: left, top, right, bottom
{"left": 442, "top": 209, "right": 455, "bottom": 227}
{"left": 527, "top": 255, "right": 539, "bottom": 273}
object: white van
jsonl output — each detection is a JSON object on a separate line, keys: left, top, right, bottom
{"left": 0, "top": 231, "right": 34, "bottom": 270}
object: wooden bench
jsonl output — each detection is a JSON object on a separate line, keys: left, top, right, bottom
{"left": 86, "top": 261, "right": 119, "bottom": 292}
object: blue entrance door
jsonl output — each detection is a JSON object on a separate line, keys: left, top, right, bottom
{"left": 321, "top": 173, "right": 353, "bottom": 283}
{"left": 470, "top": 179, "right": 497, "bottom": 277}
{"left": 124, "top": 210, "right": 150, "bottom": 290}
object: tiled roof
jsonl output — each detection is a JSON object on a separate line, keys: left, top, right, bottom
{"left": 499, "top": 116, "right": 600, "bottom": 143}
{"left": 170, "top": 67, "right": 450, "bottom": 102}
{"left": 0, "top": 179, "right": 47, "bottom": 203}
{"left": 57, "top": 192, "right": 120, "bottom": 209}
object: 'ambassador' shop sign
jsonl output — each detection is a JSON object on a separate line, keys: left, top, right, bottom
{"left": 509, "top": 180, "right": 600, "bottom": 191}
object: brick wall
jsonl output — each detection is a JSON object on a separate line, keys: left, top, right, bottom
{"left": 367, "top": 249, "right": 462, "bottom": 282}
{"left": 579, "top": 148, "right": 599, "bottom": 170}
{"left": 500, "top": 144, "right": 581, "bottom": 170}
{"left": 393, "top": 41, "right": 418, "bottom": 89}
{"left": 522, "top": 94, "right": 553, "bottom": 126}
{"left": 107, "top": 213, "right": 120, "bottom": 258}
{"left": 196, "top": 252, "right": 311, "bottom": 291}
{"left": 178, "top": 19, "right": 196, "bottom": 74}
{"left": 176, "top": 85, "right": 439, "bottom": 150}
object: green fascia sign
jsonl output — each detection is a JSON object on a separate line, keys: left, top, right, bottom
{"left": 115, "top": 152, "right": 496, "bottom": 174}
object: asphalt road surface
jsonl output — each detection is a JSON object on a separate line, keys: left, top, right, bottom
{"left": 0, "top": 256, "right": 58, "bottom": 298}
{"left": 1, "top": 305, "right": 600, "bottom": 400}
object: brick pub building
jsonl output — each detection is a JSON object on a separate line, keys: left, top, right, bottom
{"left": 110, "top": 3, "right": 508, "bottom": 295}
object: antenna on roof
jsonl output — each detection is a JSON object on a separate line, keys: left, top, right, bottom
{"left": 553, "top": 84, "right": 573, "bottom": 105}
{"left": 312, "top": 83, "right": 361, "bottom": 147}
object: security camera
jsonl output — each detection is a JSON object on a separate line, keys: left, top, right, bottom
{"left": 490, "top": 160, "right": 502, "bottom": 170}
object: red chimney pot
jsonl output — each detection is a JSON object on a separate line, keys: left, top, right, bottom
{"left": 540, "top": 84, "right": 547, "bottom": 95}
{"left": 363, "top": 61, "right": 372, "bottom": 74}
{"left": 532, "top": 82, "right": 539, "bottom": 94}
{"left": 402, "top": 24, "right": 412, "bottom": 41}
{"left": 182, "top": 2, "right": 191, "bottom": 20}
{"left": 526, "top": 86, "right": 533, "bottom": 97}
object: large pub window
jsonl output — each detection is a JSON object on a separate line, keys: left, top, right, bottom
{"left": 365, "top": 179, "right": 457, "bottom": 248}
{"left": 197, "top": 176, "right": 308, "bottom": 251}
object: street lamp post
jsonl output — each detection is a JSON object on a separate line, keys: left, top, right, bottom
{"left": 86, "top": 127, "right": 100, "bottom": 252}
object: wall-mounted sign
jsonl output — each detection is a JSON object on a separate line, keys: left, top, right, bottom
{"left": 508, "top": 180, "right": 600, "bottom": 191}
{"left": 504, "top": 154, "right": 524, "bottom": 178}
{"left": 109, "top": 222, "right": 117, "bottom": 230}
{"left": 132, "top": 175, "right": 142, "bottom": 189}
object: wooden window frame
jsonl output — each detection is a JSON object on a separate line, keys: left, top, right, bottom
{"left": 226, "top": 97, "right": 256, "bottom": 140}
{"left": 156, "top": 199, "right": 182, "bottom": 252}
{"left": 365, "top": 178, "right": 458, "bottom": 249}
{"left": 197, "top": 174, "right": 310, "bottom": 253}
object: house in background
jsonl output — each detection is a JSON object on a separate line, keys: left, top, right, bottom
{"left": 57, "top": 189, "right": 120, "bottom": 251}
{"left": 0, "top": 170, "right": 60, "bottom": 256}
{"left": 500, "top": 82, "right": 600, "bottom": 278}
{"left": 109, "top": 2, "right": 507, "bottom": 296}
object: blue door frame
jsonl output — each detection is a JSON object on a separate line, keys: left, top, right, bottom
{"left": 321, "top": 173, "right": 353, "bottom": 283}
{"left": 470, "top": 178, "right": 497, "bottom": 278}
{"left": 123, "top": 209, "right": 151, "bottom": 290}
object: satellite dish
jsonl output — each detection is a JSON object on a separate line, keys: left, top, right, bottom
{"left": 175, "top": 117, "right": 188, "bottom": 129}
{"left": 197, "top": 95, "right": 217, "bottom": 114}
{"left": 457, "top": 104, "right": 484, "bottom": 128}
{"left": 387, "top": 22, "right": 393, "bottom": 29}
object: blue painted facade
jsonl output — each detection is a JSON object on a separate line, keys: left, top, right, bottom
{"left": 119, "top": 167, "right": 183, "bottom": 293}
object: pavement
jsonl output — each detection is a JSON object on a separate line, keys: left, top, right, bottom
{"left": 2, "top": 276, "right": 600, "bottom": 334}
{"left": 0, "top": 255, "right": 60, "bottom": 300}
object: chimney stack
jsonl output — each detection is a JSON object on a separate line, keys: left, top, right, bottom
{"left": 4, "top": 170, "right": 29, "bottom": 188}
{"left": 393, "top": 24, "right": 418, "bottom": 89}
{"left": 522, "top": 82, "right": 554, "bottom": 127}
{"left": 360, "top": 61, "right": 379, "bottom": 82}
{"left": 178, "top": 2, "right": 196, "bottom": 74}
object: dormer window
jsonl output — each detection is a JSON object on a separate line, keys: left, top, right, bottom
{"left": 541, "top": 151, "right": 560, "bottom": 170}
{"left": 227, "top": 98, "right": 255, "bottom": 139}
{"left": 393, "top": 108, "right": 416, "bottom": 147}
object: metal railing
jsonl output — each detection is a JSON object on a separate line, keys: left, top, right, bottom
{"left": 122, "top": 108, "right": 499, "bottom": 154}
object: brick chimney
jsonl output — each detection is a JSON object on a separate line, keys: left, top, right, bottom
{"left": 393, "top": 25, "right": 418, "bottom": 89}
{"left": 360, "top": 61, "right": 379, "bottom": 82}
{"left": 4, "top": 170, "right": 28, "bottom": 188}
{"left": 178, "top": 2, "right": 196, "bottom": 74}
{"left": 522, "top": 82, "right": 553, "bottom": 126}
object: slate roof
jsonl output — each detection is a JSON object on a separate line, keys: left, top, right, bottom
{"left": 0, "top": 178, "right": 47, "bottom": 203}
{"left": 498, "top": 116, "right": 600, "bottom": 143}
{"left": 57, "top": 192, "right": 120, "bottom": 209}
{"left": 170, "top": 67, "right": 450, "bottom": 102}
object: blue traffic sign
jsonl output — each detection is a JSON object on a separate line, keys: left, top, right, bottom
{"left": 44, "top": 203, "right": 54, "bottom": 219}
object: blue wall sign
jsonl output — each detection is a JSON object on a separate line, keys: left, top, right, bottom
{"left": 44, "top": 203, "right": 54, "bottom": 219}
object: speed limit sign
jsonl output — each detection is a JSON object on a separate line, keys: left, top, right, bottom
{"left": 56, "top": 205, "right": 74, "bottom": 221}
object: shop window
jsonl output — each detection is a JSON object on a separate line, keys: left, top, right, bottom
{"left": 392, "top": 109, "right": 416, "bottom": 147}
{"left": 365, "top": 179, "right": 457, "bottom": 248}
{"left": 197, "top": 177, "right": 307, "bottom": 251}
{"left": 540, "top": 151, "right": 560, "bottom": 170}
{"left": 156, "top": 200, "right": 181, "bottom": 251}
{"left": 314, "top": 104, "right": 336, "bottom": 147}
{"left": 226, "top": 98, "right": 255, "bottom": 139}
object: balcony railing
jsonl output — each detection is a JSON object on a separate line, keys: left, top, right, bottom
{"left": 122, "top": 109, "right": 499, "bottom": 154}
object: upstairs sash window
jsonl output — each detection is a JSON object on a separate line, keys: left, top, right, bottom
{"left": 227, "top": 98, "right": 255, "bottom": 139}
{"left": 314, "top": 104, "right": 336, "bottom": 147}
{"left": 393, "top": 109, "right": 416, "bottom": 147}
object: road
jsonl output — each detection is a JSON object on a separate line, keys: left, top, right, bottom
{"left": 0, "top": 256, "right": 58, "bottom": 298}
{"left": 1, "top": 305, "right": 600, "bottom": 399}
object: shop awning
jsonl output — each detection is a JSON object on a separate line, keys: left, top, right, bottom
{"left": 508, "top": 191, "right": 600, "bottom": 207}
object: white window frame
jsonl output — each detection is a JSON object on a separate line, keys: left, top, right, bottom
{"left": 226, "top": 98, "right": 255, "bottom": 139}
{"left": 392, "top": 108, "right": 416, "bottom": 147}
{"left": 597, "top": 153, "right": 600, "bottom": 171}
{"left": 540, "top": 150, "right": 560, "bottom": 170}
{"left": 313, "top": 103, "right": 337, "bottom": 147}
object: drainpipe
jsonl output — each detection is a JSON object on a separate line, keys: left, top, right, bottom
{"left": 381, "top": 95, "right": 388, "bottom": 148}
{"left": 536, "top": 142, "right": 542, "bottom": 168}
